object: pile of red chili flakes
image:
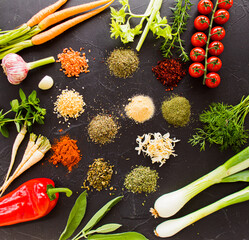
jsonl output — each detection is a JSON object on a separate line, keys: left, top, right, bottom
{"left": 152, "top": 59, "right": 186, "bottom": 91}
{"left": 57, "top": 47, "right": 89, "bottom": 78}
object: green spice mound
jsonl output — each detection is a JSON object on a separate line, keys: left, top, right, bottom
{"left": 88, "top": 114, "right": 119, "bottom": 145}
{"left": 107, "top": 48, "right": 139, "bottom": 79}
{"left": 86, "top": 158, "right": 113, "bottom": 191}
{"left": 124, "top": 166, "right": 159, "bottom": 194}
{"left": 161, "top": 96, "right": 191, "bottom": 127}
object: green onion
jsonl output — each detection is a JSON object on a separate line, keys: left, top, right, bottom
{"left": 151, "top": 147, "right": 249, "bottom": 218}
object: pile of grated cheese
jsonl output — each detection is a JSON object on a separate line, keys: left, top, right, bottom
{"left": 135, "top": 132, "right": 180, "bottom": 167}
{"left": 54, "top": 88, "right": 85, "bottom": 122}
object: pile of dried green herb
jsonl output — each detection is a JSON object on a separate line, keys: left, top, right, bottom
{"left": 88, "top": 114, "right": 119, "bottom": 145}
{"left": 124, "top": 166, "right": 159, "bottom": 194}
{"left": 85, "top": 158, "right": 114, "bottom": 191}
{"left": 161, "top": 96, "right": 191, "bottom": 127}
{"left": 107, "top": 48, "right": 139, "bottom": 78}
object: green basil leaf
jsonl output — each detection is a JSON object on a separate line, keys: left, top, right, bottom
{"left": 10, "top": 99, "right": 19, "bottom": 112}
{"left": 19, "top": 88, "right": 26, "bottom": 102}
{"left": 15, "top": 121, "right": 21, "bottom": 132}
{"left": 88, "top": 232, "right": 148, "bottom": 240}
{"left": 0, "top": 125, "right": 9, "bottom": 138}
{"left": 82, "top": 196, "right": 123, "bottom": 234}
{"left": 87, "top": 224, "right": 122, "bottom": 235}
{"left": 28, "top": 90, "right": 37, "bottom": 103}
{"left": 59, "top": 191, "right": 88, "bottom": 240}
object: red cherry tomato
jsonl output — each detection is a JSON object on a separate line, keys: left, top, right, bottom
{"left": 205, "top": 72, "right": 221, "bottom": 88}
{"left": 191, "top": 32, "right": 208, "bottom": 47}
{"left": 214, "top": 9, "right": 230, "bottom": 24}
{"left": 190, "top": 47, "right": 206, "bottom": 62}
{"left": 207, "top": 57, "right": 222, "bottom": 72}
{"left": 189, "top": 62, "right": 205, "bottom": 78}
{"left": 210, "top": 26, "right": 226, "bottom": 41}
{"left": 194, "top": 15, "right": 210, "bottom": 31}
{"left": 208, "top": 41, "right": 224, "bottom": 56}
{"left": 218, "top": 0, "right": 233, "bottom": 10}
{"left": 198, "top": 0, "right": 213, "bottom": 14}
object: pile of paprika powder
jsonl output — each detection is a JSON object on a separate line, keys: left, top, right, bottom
{"left": 49, "top": 135, "right": 81, "bottom": 172}
{"left": 152, "top": 59, "right": 186, "bottom": 91}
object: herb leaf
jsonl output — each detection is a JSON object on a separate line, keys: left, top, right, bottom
{"left": 87, "top": 224, "right": 122, "bottom": 235}
{"left": 87, "top": 232, "right": 148, "bottom": 240}
{"left": 19, "top": 88, "right": 26, "bottom": 102}
{"left": 82, "top": 196, "right": 123, "bottom": 234}
{"left": 0, "top": 125, "right": 9, "bottom": 138}
{"left": 59, "top": 191, "right": 88, "bottom": 240}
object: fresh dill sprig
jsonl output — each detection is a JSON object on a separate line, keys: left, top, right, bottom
{"left": 189, "top": 96, "right": 249, "bottom": 152}
{"left": 161, "top": 0, "right": 193, "bottom": 62}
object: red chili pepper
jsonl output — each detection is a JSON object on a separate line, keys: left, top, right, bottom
{"left": 0, "top": 178, "right": 72, "bottom": 226}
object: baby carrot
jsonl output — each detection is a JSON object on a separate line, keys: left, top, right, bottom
{"left": 26, "top": 0, "right": 68, "bottom": 27}
{"left": 38, "top": 0, "right": 112, "bottom": 31}
{"left": 32, "top": 0, "right": 115, "bottom": 45}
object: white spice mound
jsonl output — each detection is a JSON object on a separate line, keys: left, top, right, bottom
{"left": 125, "top": 95, "right": 155, "bottom": 123}
{"left": 54, "top": 89, "right": 85, "bottom": 122}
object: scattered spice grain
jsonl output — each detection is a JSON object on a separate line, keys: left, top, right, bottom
{"left": 125, "top": 95, "right": 155, "bottom": 123}
{"left": 85, "top": 158, "right": 114, "bottom": 191}
{"left": 49, "top": 135, "right": 81, "bottom": 172}
{"left": 152, "top": 59, "right": 186, "bottom": 91}
{"left": 54, "top": 88, "right": 85, "bottom": 122}
{"left": 88, "top": 114, "right": 119, "bottom": 145}
{"left": 124, "top": 166, "right": 159, "bottom": 194}
{"left": 107, "top": 48, "right": 139, "bottom": 78}
{"left": 57, "top": 47, "right": 89, "bottom": 78}
{"left": 161, "top": 96, "right": 191, "bottom": 127}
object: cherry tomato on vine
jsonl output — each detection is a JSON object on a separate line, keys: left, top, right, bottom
{"left": 210, "top": 26, "right": 226, "bottom": 41}
{"left": 207, "top": 57, "right": 222, "bottom": 72}
{"left": 198, "top": 0, "right": 213, "bottom": 15}
{"left": 218, "top": 0, "right": 233, "bottom": 10}
{"left": 214, "top": 9, "right": 230, "bottom": 24}
{"left": 194, "top": 15, "right": 210, "bottom": 31}
{"left": 189, "top": 62, "right": 205, "bottom": 78}
{"left": 190, "top": 47, "right": 206, "bottom": 62}
{"left": 205, "top": 72, "right": 221, "bottom": 88}
{"left": 208, "top": 41, "right": 224, "bottom": 56}
{"left": 191, "top": 32, "right": 207, "bottom": 47}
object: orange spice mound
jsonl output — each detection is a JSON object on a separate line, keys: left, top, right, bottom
{"left": 57, "top": 47, "right": 90, "bottom": 78}
{"left": 49, "top": 135, "right": 81, "bottom": 172}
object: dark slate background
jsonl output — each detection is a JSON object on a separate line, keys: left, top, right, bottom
{"left": 0, "top": 0, "right": 249, "bottom": 239}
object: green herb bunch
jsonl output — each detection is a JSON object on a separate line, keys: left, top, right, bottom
{"left": 189, "top": 96, "right": 249, "bottom": 152}
{"left": 161, "top": 0, "right": 193, "bottom": 62}
{"left": 0, "top": 89, "right": 46, "bottom": 137}
{"left": 110, "top": 0, "right": 172, "bottom": 51}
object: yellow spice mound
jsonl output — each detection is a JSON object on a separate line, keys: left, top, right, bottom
{"left": 125, "top": 95, "right": 155, "bottom": 123}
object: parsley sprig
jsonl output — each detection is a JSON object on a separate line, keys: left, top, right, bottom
{"left": 0, "top": 89, "right": 46, "bottom": 137}
{"left": 161, "top": 0, "right": 193, "bottom": 61}
{"left": 110, "top": 0, "right": 172, "bottom": 51}
{"left": 189, "top": 96, "right": 249, "bottom": 152}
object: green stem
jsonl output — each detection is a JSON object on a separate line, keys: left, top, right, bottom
{"left": 47, "top": 185, "right": 72, "bottom": 201}
{"left": 28, "top": 56, "right": 55, "bottom": 70}
{"left": 203, "top": 0, "right": 219, "bottom": 85}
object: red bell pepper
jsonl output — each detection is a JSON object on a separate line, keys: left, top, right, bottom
{"left": 0, "top": 178, "right": 72, "bottom": 226}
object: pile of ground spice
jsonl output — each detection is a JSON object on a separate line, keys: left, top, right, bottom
{"left": 161, "top": 96, "right": 191, "bottom": 127}
{"left": 88, "top": 114, "right": 119, "bottom": 145}
{"left": 49, "top": 135, "right": 81, "bottom": 172}
{"left": 107, "top": 48, "right": 139, "bottom": 78}
{"left": 54, "top": 88, "right": 85, "bottom": 122}
{"left": 57, "top": 47, "right": 89, "bottom": 78}
{"left": 124, "top": 166, "right": 159, "bottom": 194}
{"left": 84, "top": 158, "right": 114, "bottom": 191}
{"left": 152, "top": 59, "right": 186, "bottom": 91}
{"left": 125, "top": 95, "right": 155, "bottom": 123}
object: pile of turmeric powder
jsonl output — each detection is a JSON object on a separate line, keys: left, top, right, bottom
{"left": 49, "top": 135, "right": 81, "bottom": 172}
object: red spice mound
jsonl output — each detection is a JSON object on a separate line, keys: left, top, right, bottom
{"left": 152, "top": 59, "right": 186, "bottom": 91}
{"left": 49, "top": 135, "right": 81, "bottom": 172}
{"left": 57, "top": 47, "right": 89, "bottom": 78}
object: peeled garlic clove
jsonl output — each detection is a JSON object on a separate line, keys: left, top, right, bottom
{"left": 38, "top": 75, "right": 54, "bottom": 90}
